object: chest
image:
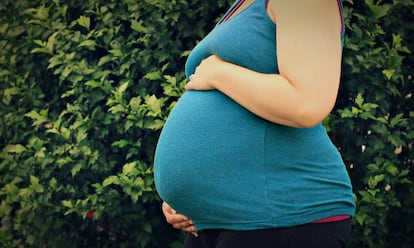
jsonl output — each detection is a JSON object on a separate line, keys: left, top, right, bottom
{"left": 185, "top": 0, "right": 278, "bottom": 77}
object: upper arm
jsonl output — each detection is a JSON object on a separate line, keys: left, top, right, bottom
{"left": 268, "top": 0, "right": 343, "bottom": 123}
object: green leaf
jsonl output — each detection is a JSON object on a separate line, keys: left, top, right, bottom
{"left": 62, "top": 200, "right": 73, "bottom": 208}
{"left": 109, "top": 49, "right": 123, "bottom": 57}
{"left": 60, "top": 127, "right": 71, "bottom": 140}
{"left": 129, "top": 97, "right": 142, "bottom": 112}
{"left": 388, "top": 133, "right": 403, "bottom": 147}
{"left": 123, "top": 162, "right": 136, "bottom": 175}
{"left": 2, "top": 87, "right": 18, "bottom": 105}
{"left": 30, "top": 175, "right": 39, "bottom": 186}
{"left": 118, "top": 81, "right": 129, "bottom": 93}
{"left": 61, "top": 89, "right": 75, "bottom": 98}
{"left": 144, "top": 119, "right": 165, "bottom": 130}
{"left": 131, "top": 20, "right": 146, "bottom": 32}
{"left": 30, "top": 176, "right": 44, "bottom": 193}
{"left": 385, "top": 165, "right": 398, "bottom": 176}
{"left": 76, "top": 129, "right": 88, "bottom": 143}
{"left": 144, "top": 71, "right": 162, "bottom": 80}
{"left": 49, "top": 178, "right": 58, "bottom": 189}
{"left": 143, "top": 223, "right": 152, "bottom": 233}
{"left": 78, "top": 40, "right": 96, "bottom": 49}
{"left": 112, "top": 139, "right": 130, "bottom": 148}
{"left": 61, "top": 65, "right": 72, "bottom": 78}
{"left": 33, "top": 39, "right": 46, "bottom": 47}
{"left": 97, "top": 55, "right": 113, "bottom": 67}
{"left": 145, "top": 95, "right": 162, "bottom": 115}
{"left": 366, "top": 0, "right": 390, "bottom": 20}
{"left": 26, "top": 235, "right": 36, "bottom": 245}
{"left": 4, "top": 144, "right": 27, "bottom": 154}
{"left": 46, "top": 33, "right": 56, "bottom": 53}
{"left": 31, "top": 47, "right": 52, "bottom": 54}
{"left": 390, "top": 114, "right": 406, "bottom": 127}
{"left": 25, "top": 110, "right": 48, "bottom": 126}
{"left": 35, "top": 148, "right": 46, "bottom": 158}
{"left": 85, "top": 80, "right": 101, "bottom": 88}
{"left": 351, "top": 107, "right": 361, "bottom": 115}
{"left": 71, "top": 163, "right": 82, "bottom": 177}
{"left": 103, "top": 175, "right": 119, "bottom": 187}
{"left": 339, "top": 109, "right": 354, "bottom": 118}
{"left": 382, "top": 69, "right": 395, "bottom": 80}
{"left": 77, "top": 15, "right": 90, "bottom": 30}
{"left": 368, "top": 174, "right": 385, "bottom": 189}
{"left": 355, "top": 94, "right": 364, "bottom": 106}
{"left": 109, "top": 104, "right": 127, "bottom": 114}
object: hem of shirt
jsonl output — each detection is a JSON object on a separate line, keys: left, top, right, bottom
{"left": 193, "top": 208, "right": 355, "bottom": 232}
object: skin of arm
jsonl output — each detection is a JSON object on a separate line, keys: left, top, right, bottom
{"left": 185, "top": 0, "right": 343, "bottom": 128}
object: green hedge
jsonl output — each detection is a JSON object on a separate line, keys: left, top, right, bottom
{"left": 335, "top": 0, "right": 414, "bottom": 246}
{"left": 0, "top": 0, "right": 413, "bottom": 247}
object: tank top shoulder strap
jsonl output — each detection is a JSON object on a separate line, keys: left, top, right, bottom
{"left": 337, "top": 0, "right": 346, "bottom": 44}
{"left": 337, "top": 0, "right": 345, "bottom": 33}
{"left": 218, "top": 0, "right": 271, "bottom": 25}
{"left": 218, "top": 0, "right": 244, "bottom": 25}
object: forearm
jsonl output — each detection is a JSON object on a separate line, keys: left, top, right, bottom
{"left": 209, "top": 60, "right": 328, "bottom": 128}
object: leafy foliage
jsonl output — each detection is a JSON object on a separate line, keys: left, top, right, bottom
{"left": 332, "top": 0, "right": 414, "bottom": 247}
{"left": 0, "top": 0, "right": 231, "bottom": 247}
{"left": 0, "top": 0, "right": 413, "bottom": 247}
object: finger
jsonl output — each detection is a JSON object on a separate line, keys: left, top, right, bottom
{"left": 162, "top": 201, "right": 171, "bottom": 211}
{"left": 185, "top": 82, "right": 193, "bottom": 90}
{"left": 186, "top": 74, "right": 195, "bottom": 90}
{"left": 166, "top": 213, "right": 190, "bottom": 225}
{"left": 162, "top": 202, "right": 177, "bottom": 216}
{"left": 174, "top": 222, "right": 196, "bottom": 233}
{"left": 162, "top": 205, "right": 191, "bottom": 224}
{"left": 182, "top": 225, "right": 196, "bottom": 233}
{"left": 172, "top": 221, "right": 193, "bottom": 230}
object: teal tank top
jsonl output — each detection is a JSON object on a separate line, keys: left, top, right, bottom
{"left": 154, "top": 0, "right": 355, "bottom": 231}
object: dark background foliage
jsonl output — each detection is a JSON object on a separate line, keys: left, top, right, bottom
{"left": 0, "top": 0, "right": 412, "bottom": 247}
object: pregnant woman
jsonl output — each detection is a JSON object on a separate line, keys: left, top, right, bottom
{"left": 154, "top": 0, "right": 356, "bottom": 247}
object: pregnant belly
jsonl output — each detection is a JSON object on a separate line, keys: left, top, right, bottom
{"left": 154, "top": 90, "right": 268, "bottom": 222}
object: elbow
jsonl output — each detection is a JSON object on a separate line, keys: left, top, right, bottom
{"left": 294, "top": 105, "right": 332, "bottom": 128}
{"left": 295, "top": 114, "right": 321, "bottom": 128}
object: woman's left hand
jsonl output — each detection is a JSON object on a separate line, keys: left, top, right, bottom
{"left": 161, "top": 202, "right": 198, "bottom": 237}
{"left": 185, "top": 55, "right": 223, "bottom": 91}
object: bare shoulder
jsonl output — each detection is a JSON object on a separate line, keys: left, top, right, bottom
{"left": 267, "top": 0, "right": 342, "bottom": 32}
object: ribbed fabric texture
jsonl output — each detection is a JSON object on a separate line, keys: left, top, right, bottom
{"left": 154, "top": 0, "right": 355, "bottom": 231}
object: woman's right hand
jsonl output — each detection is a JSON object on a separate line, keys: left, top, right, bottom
{"left": 162, "top": 202, "right": 198, "bottom": 236}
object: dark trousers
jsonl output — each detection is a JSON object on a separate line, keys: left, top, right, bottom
{"left": 184, "top": 218, "right": 352, "bottom": 248}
